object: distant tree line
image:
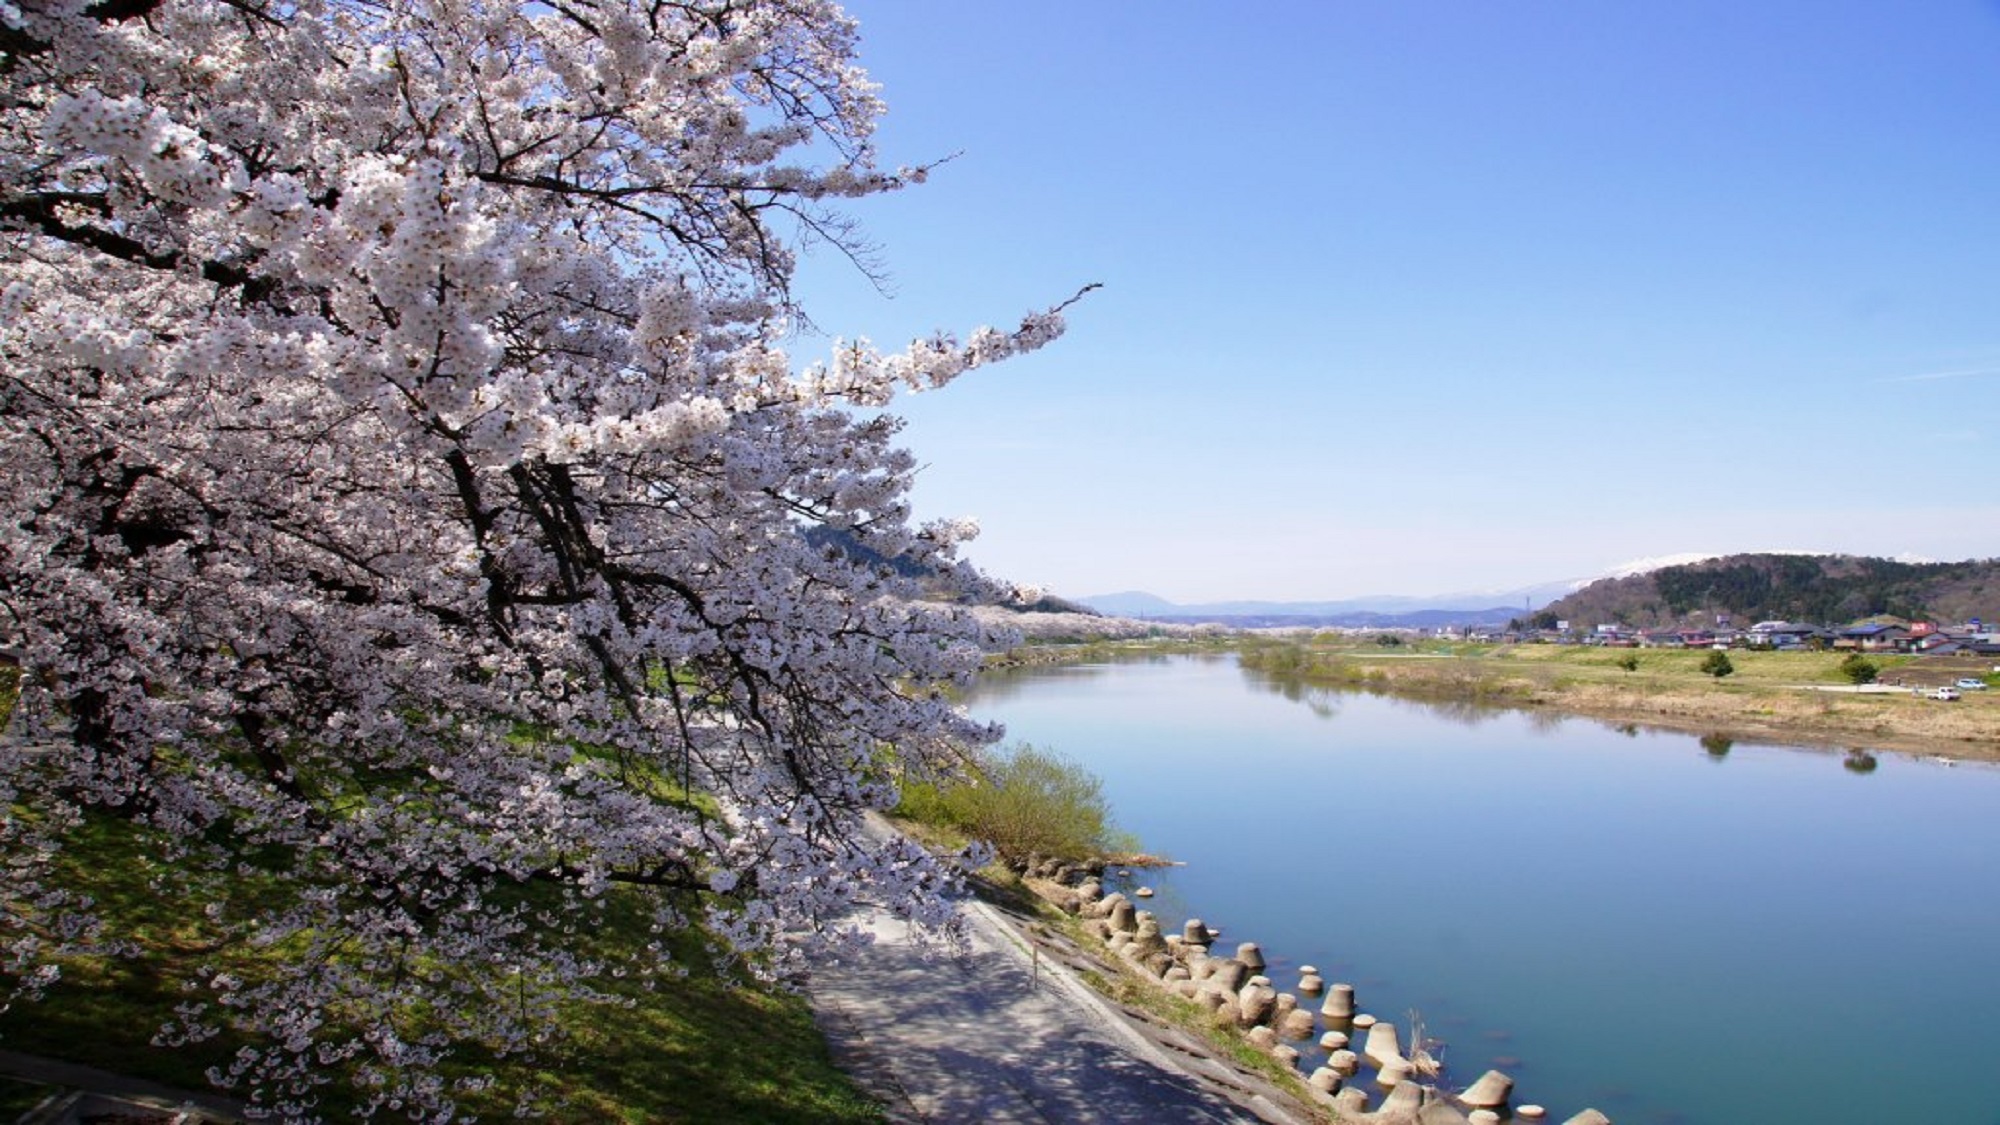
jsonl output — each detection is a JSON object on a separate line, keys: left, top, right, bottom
{"left": 1530, "top": 554, "right": 2000, "bottom": 629}
{"left": 1650, "top": 556, "right": 1959, "bottom": 623}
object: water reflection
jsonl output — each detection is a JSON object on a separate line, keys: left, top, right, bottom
{"left": 1237, "top": 665, "right": 1522, "bottom": 729}
{"left": 1699, "top": 732, "right": 1733, "bottom": 759}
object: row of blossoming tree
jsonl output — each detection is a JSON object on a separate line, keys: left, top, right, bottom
{"left": 0, "top": 0, "right": 1075, "bottom": 1116}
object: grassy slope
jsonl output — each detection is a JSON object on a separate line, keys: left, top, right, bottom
{"left": 0, "top": 661, "right": 881, "bottom": 1124}
{"left": 0, "top": 820, "right": 883, "bottom": 1123}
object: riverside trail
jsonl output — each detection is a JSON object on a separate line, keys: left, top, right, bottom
{"left": 806, "top": 817, "right": 1317, "bottom": 1125}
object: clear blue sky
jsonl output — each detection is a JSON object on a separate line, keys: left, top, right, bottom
{"left": 789, "top": 1, "right": 2000, "bottom": 603}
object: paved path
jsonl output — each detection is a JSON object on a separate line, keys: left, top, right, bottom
{"left": 807, "top": 842, "right": 1315, "bottom": 1124}
{"left": 0, "top": 1049, "right": 244, "bottom": 1121}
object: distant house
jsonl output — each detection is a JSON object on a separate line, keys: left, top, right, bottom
{"left": 1833, "top": 623, "right": 1910, "bottom": 653}
{"left": 1588, "top": 624, "right": 1639, "bottom": 647}
{"left": 1748, "top": 621, "right": 1822, "bottom": 649}
{"left": 1640, "top": 630, "right": 1686, "bottom": 649}
{"left": 1914, "top": 630, "right": 1958, "bottom": 653}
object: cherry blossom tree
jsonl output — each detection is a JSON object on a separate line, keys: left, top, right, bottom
{"left": 0, "top": 0, "right": 1079, "bottom": 1115}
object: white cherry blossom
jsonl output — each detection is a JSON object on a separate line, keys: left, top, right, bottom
{"left": 0, "top": 0, "right": 1083, "bottom": 1117}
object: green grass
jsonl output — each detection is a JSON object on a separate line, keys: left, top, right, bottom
{"left": 0, "top": 810, "right": 883, "bottom": 1124}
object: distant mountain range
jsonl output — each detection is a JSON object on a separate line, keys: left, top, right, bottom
{"left": 1077, "top": 580, "right": 1584, "bottom": 629}
{"left": 1075, "top": 553, "right": 2000, "bottom": 631}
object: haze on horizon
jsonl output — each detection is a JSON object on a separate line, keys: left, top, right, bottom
{"left": 794, "top": 2, "right": 2000, "bottom": 604}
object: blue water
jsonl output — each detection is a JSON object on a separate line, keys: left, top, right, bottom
{"left": 960, "top": 655, "right": 2000, "bottom": 1125}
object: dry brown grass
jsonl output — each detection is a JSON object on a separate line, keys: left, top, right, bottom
{"left": 1250, "top": 641, "right": 2000, "bottom": 761}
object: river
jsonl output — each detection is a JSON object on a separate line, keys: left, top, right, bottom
{"left": 958, "top": 654, "right": 2000, "bottom": 1125}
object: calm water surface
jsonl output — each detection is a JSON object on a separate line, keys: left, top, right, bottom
{"left": 960, "top": 655, "right": 2000, "bottom": 1125}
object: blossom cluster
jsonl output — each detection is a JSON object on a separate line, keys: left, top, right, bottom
{"left": 0, "top": 0, "right": 1077, "bottom": 1118}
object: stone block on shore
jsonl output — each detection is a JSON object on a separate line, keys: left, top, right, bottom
{"left": 1363, "top": 1020, "right": 1405, "bottom": 1066}
{"left": 1277, "top": 1005, "right": 1317, "bottom": 1040}
{"left": 1321, "top": 983, "right": 1356, "bottom": 1019}
{"left": 1460, "top": 1069, "right": 1513, "bottom": 1109}
{"left": 1236, "top": 941, "right": 1266, "bottom": 971}
{"left": 1236, "top": 979, "right": 1279, "bottom": 1027}
{"left": 1208, "top": 957, "right": 1250, "bottom": 994}
{"left": 1107, "top": 898, "right": 1137, "bottom": 935}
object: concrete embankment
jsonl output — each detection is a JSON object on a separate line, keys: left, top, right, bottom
{"left": 1035, "top": 856, "right": 1617, "bottom": 1125}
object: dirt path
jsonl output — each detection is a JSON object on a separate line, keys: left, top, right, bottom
{"left": 807, "top": 823, "right": 1317, "bottom": 1125}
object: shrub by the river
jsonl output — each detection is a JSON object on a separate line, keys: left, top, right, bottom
{"left": 1839, "top": 654, "right": 1879, "bottom": 685}
{"left": 897, "top": 743, "right": 1114, "bottom": 863}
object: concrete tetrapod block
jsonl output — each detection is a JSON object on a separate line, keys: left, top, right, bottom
{"left": 1352, "top": 1012, "right": 1377, "bottom": 1030}
{"left": 1331, "top": 1087, "right": 1369, "bottom": 1115}
{"left": 1107, "top": 898, "right": 1137, "bottom": 935}
{"left": 1318, "top": 1030, "right": 1349, "bottom": 1050}
{"left": 1272, "top": 1043, "right": 1301, "bottom": 1069}
{"left": 1561, "top": 1112, "right": 1613, "bottom": 1125}
{"left": 1182, "top": 917, "right": 1213, "bottom": 945}
{"left": 1468, "top": 1113, "right": 1502, "bottom": 1124}
{"left": 1129, "top": 917, "right": 1168, "bottom": 960}
{"left": 1326, "top": 1049, "right": 1360, "bottom": 1075}
{"left": 1375, "top": 1058, "right": 1413, "bottom": 1090}
{"left": 1320, "top": 982, "right": 1356, "bottom": 1018}
{"left": 1093, "top": 891, "right": 1127, "bottom": 920}
{"left": 1208, "top": 958, "right": 1250, "bottom": 994}
{"left": 1362, "top": 1020, "right": 1405, "bottom": 1066}
{"left": 1245, "top": 1025, "right": 1279, "bottom": 1052}
{"left": 1297, "top": 971, "right": 1325, "bottom": 997}
{"left": 1460, "top": 1069, "right": 1514, "bottom": 1109}
{"left": 1377, "top": 1078, "right": 1423, "bottom": 1113}
{"left": 1516, "top": 1107, "right": 1547, "bottom": 1120}
{"left": 1236, "top": 979, "right": 1279, "bottom": 1027}
{"left": 1236, "top": 941, "right": 1266, "bottom": 971}
{"left": 1277, "top": 1006, "right": 1317, "bottom": 1040}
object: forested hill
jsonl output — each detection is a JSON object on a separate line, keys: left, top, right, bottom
{"left": 1530, "top": 554, "right": 2000, "bottom": 629}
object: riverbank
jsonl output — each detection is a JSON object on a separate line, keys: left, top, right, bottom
{"left": 994, "top": 638, "right": 2000, "bottom": 763}
{"left": 1241, "top": 639, "right": 2000, "bottom": 763}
